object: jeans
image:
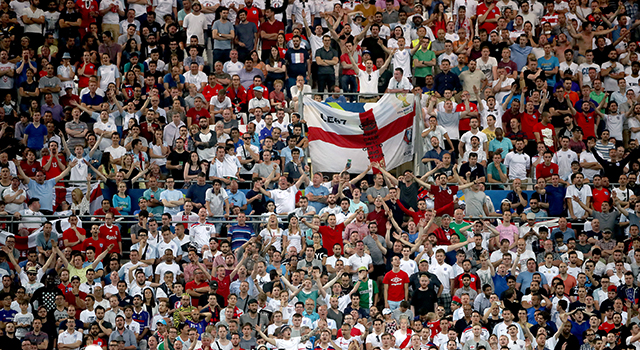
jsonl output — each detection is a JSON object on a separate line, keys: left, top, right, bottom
{"left": 341, "top": 75, "right": 357, "bottom": 100}
{"left": 317, "top": 73, "right": 335, "bottom": 95}
{"left": 212, "top": 49, "right": 231, "bottom": 65}
{"left": 388, "top": 300, "right": 402, "bottom": 311}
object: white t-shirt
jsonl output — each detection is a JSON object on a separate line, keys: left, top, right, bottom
{"left": 269, "top": 185, "right": 298, "bottom": 214}
{"left": 99, "top": 0, "right": 125, "bottom": 24}
{"left": 476, "top": 57, "right": 498, "bottom": 82}
{"left": 97, "top": 64, "right": 120, "bottom": 91}
{"left": 460, "top": 130, "right": 488, "bottom": 152}
{"left": 183, "top": 13, "right": 208, "bottom": 46}
{"left": 552, "top": 149, "right": 578, "bottom": 179}
{"left": 93, "top": 118, "right": 118, "bottom": 150}
{"left": 104, "top": 145, "right": 126, "bottom": 170}
{"left": 601, "top": 61, "right": 625, "bottom": 92}
{"left": 565, "top": 184, "right": 593, "bottom": 218}
{"left": 357, "top": 70, "right": 380, "bottom": 95}
{"left": 578, "top": 62, "right": 600, "bottom": 87}
{"left": 0, "top": 62, "right": 15, "bottom": 89}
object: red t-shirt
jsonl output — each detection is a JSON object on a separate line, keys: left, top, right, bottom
{"left": 319, "top": 223, "right": 346, "bottom": 254}
{"left": 202, "top": 83, "right": 224, "bottom": 103}
{"left": 62, "top": 227, "right": 86, "bottom": 250}
{"left": 532, "top": 122, "right": 556, "bottom": 152}
{"left": 453, "top": 272, "right": 481, "bottom": 290}
{"left": 340, "top": 53, "right": 361, "bottom": 76}
{"left": 536, "top": 162, "right": 559, "bottom": 180}
{"left": 260, "top": 19, "right": 285, "bottom": 52}
{"left": 78, "top": 63, "right": 96, "bottom": 89}
{"left": 20, "top": 160, "right": 42, "bottom": 178}
{"left": 185, "top": 280, "right": 209, "bottom": 307}
{"left": 244, "top": 6, "right": 262, "bottom": 27}
{"left": 187, "top": 107, "right": 211, "bottom": 125}
{"left": 521, "top": 111, "right": 540, "bottom": 140}
{"left": 99, "top": 224, "right": 121, "bottom": 254}
{"left": 592, "top": 187, "right": 611, "bottom": 212}
{"left": 382, "top": 269, "right": 410, "bottom": 302}
{"left": 429, "top": 185, "right": 459, "bottom": 217}
{"left": 41, "top": 155, "right": 66, "bottom": 180}
{"left": 64, "top": 289, "right": 87, "bottom": 317}
{"left": 82, "top": 236, "right": 107, "bottom": 255}
{"left": 212, "top": 275, "right": 231, "bottom": 299}
{"left": 476, "top": 3, "right": 500, "bottom": 32}
{"left": 575, "top": 111, "right": 597, "bottom": 139}
{"left": 457, "top": 102, "right": 478, "bottom": 132}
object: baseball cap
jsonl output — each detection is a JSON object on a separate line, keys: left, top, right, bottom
{"left": 253, "top": 86, "right": 264, "bottom": 92}
{"left": 27, "top": 267, "right": 37, "bottom": 273}
{"left": 358, "top": 266, "right": 367, "bottom": 272}
{"left": 382, "top": 308, "right": 392, "bottom": 315}
{"left": 526, "top": 212, "right": 536, "bottom": 220}
{"left": 209, "top": 280, "right": 219, "bottom": 288}
{"left": 71, "top": 276, "right": 81, "bottom": 282}
{"left": 608, "top": 285, "right": 617, "bottom": 292}
{"left": 156, "top": 319, "right": 167, "bottom": 325}
{"left": 452, "top": 295, "right": 462, "bottom": 306}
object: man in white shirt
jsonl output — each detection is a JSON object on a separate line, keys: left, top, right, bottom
{"left": 565, "top": 172, "right": 592, "bottom": 220}
{"left": 184, "top": 62, "right": 208, "bottom": 92}
{"left": 386, "top": 67, "right": 413, "bottom": 93}
{"left": 552, "top": 136, "right": 579, "bottom": 179}
{"left": 258, "top": 169, "right": 309, "bottom": 214}
{"left": 504, "top": 139, "right": 530, "bottom": 180}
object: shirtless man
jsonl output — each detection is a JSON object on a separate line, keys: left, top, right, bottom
{"left": 567, "top": 22, "right": 617, "bottom": 59}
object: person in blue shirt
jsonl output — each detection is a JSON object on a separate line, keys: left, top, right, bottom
{"left": 537, "top": 42, "right": 559, "bottom": 87}
{"left": 186, "top": 172, "right": 212, "bottom": 210}
{"left": 15, "top": 158, "right": 75, "bottom": 214}
{"left": 433, "top": 59, "right": 462, "bottom": 96}
{"left": 23, "top": 112, "right": 48, "bottom": 154}
{"left": 516, "top": 259, "right": 549, "bottom": 294}
{"left": 228, "top": 212, "right": 255, "bottom": 250}
{"left": 226, "top": 180, "right": 247, "bottom": 211}
{"left": 545, "top": 173, "right": 567, "bottom": 217}
{"left": 325, "top": 85, "right": 347, "bottom": 103}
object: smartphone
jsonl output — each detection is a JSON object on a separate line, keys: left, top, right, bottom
{"left": 346, "top": 159, "right": 352, "bottom": 168}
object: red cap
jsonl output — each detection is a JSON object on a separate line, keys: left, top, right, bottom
{"left": 452, "top": 295, "right": 462, "bottom": 305}
{"left": 608, "top": 285, "right": 617, "bottom": 292}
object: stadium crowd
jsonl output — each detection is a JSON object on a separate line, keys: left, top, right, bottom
{"left": 5, "top": 2, "right": 640, "bottom": 350}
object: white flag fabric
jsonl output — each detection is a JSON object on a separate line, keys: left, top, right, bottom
{"left": 303, "top": 93, "right": 419, "bottom": 173}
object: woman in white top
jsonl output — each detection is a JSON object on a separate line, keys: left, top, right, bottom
{"left": 149, "top": 129, "right": 170, "bottom": 174}
{"left": 260, "top": 214, "right": 284, "bottom": 251}
{"left": 283, "top": 215, "right": 303, "bottom": 254}
{"left": 70, "top": 175, "right": 99, "bottom": 217}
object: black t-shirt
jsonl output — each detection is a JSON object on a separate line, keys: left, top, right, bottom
{"left": 59, "top": 11, "right": 82, "bottom": 38}
{"left": 399, "top": 181, "right": 419, "bottom": 211}
{"left": 167, "top": 150, "right": 190, "bottom": 180}
{"left": 458, "top": 162, "right": 485, "bottom": 182}
{"left": 593, "top": 45, "right": 615, "bottom": 66}
{"left": 20, "top": 80, "right": 38, "bottom": 105}
{"left": 246, "top": 189, "right": 268, "bottom": 215}
{"left": 488, "top": 41, "right": 508, "bottom": 60}
{"left": 411, "top": 287, "right": 438, "bottom": 315}
{"left": 361, "top": 36, "right": 386, "bottom": 62}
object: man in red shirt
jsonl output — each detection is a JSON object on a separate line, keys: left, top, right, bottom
{"left": 302, "top": 213, "right": 356, "bottom": 254}
{"left": 187, "top": 97, "right": 211, "bottom": 127}
{"left": 456, "top": 91, "right": 478, "bottom": 136}
{"left": 476, "top": 0, "right": 500, "bottom": 33}
{"left": 423, "top": 168, "right": 477, "bottom": 217}
{"left": 42, "top": 140, "right": 67, "bottom": 209}
{"left": 62, "top": 215, "right": 85, "bottom": 252}
{"left": 570, "top": 100, "right": 598, "bottom": 140}
{"left": 243, "top": 0, "right": 262, "bottom": 27}
{"left": 591, "top": 174, "right": 611, "bottom": 212}
{"left": 536, "top": 151, "right": 559, "bottom": 181}
{"left": 83, "top": 224, "right": 107, "bottom": 255}
{"left": 521, "top": 99, "right": 540, "bottom": 142}
{"left": 533, "top": 113, "right": 557, "bottom": 152}
{"left": 382, "top": 256, "right": 410, "bottom": 309}
{"left": 259, "top": 8, "right": 284, "bottom": 61}
{"left": 93, "top": 199, "right": 121, "bottom": 219}
{"left": 99, "top": 212, "right": 122, "bottom": 255}
{"left": 202, "top": 75, "right": 224, "bottom": 103}
{"left": 185, "top": 267, "right": 210, "bottom": 307}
